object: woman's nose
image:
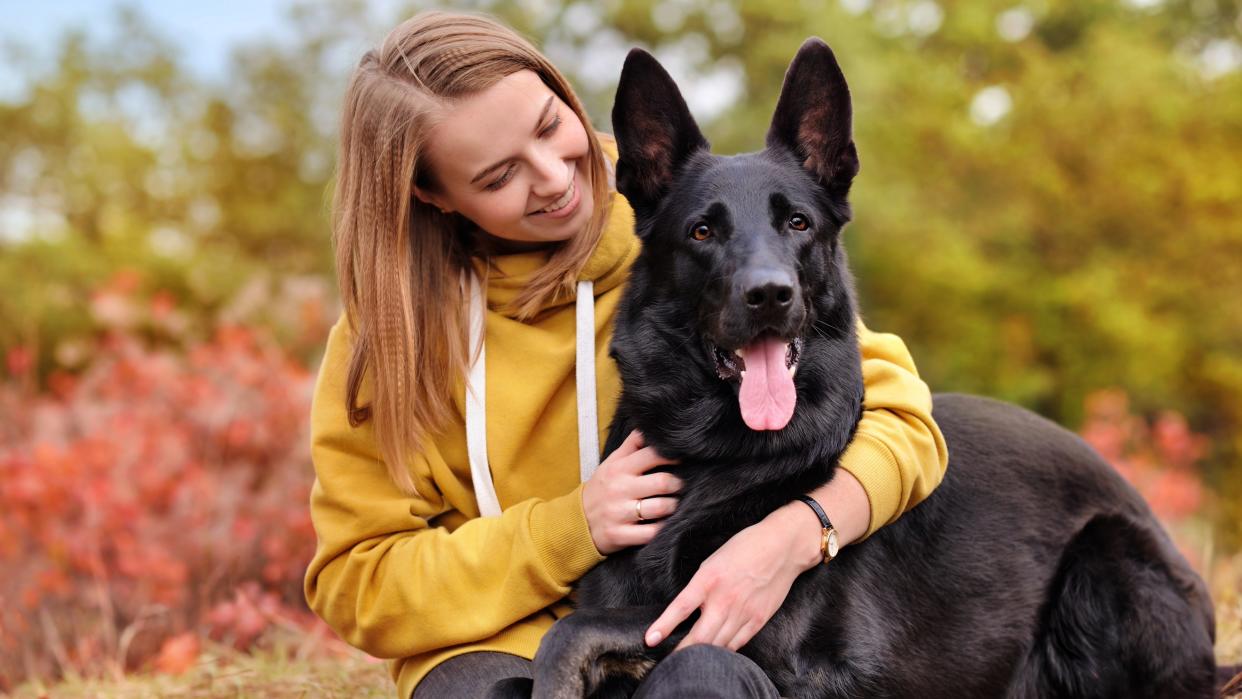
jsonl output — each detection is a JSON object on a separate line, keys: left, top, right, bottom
{"left": 529, "top": 147, "right": 568, "bottom": 197}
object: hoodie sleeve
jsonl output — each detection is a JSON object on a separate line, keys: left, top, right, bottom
{"left": 836, "top": 318, "right": 950, "bottom": 539}
{"left": 302, "top": 316, "right": 604, "bottom": 659}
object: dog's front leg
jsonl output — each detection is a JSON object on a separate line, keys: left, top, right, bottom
{"left": 531, "top": 605, "right": 677, "bottom": 699}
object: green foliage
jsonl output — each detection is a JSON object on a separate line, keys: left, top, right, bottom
{"left": 2, "top": 0, "right": 1240, "bottom": 541}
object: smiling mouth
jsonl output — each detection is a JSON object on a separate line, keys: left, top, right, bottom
{"left": 531, "top": 174, "right": 576, "bottom": 215}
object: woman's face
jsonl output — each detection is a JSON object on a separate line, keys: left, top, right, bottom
{"left": 415, "top": 69, "right": 594, "bottom": 246}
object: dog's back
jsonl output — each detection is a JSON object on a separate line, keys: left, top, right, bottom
{"left": 781, "top": 393, "right": 1219, "bottom": 698}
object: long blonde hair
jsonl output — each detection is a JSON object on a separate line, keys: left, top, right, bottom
{"left": 332, "top": 10, "right": 611, "bottom": 495}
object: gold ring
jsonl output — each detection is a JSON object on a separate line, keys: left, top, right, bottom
{"left": 635, "top": 498, "right": 645, "bottom": 522}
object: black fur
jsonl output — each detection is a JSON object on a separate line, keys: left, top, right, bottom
{"left": 505, "top": 39, "right": 1226, "bottom": 698}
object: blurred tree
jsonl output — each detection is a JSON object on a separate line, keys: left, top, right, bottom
{"left": 0, "top": 4, "right": 382, "bottom": 365}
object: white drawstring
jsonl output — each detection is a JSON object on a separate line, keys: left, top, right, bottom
{"left": 463, "top": 271, "right": 598, "bottom": 517}
{"left": 464, "top": 271, "right": 502, "bottom": 517}
{"left": 575, "top": 280, "right": 600, "bottom": 483}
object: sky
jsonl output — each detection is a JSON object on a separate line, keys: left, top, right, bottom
{"left": 0, "top": 1, "right": 316, "bottom": 243}
{"left": 0, "top": 0, "right": 748, "bottom": 123}
{"left": 3, "top": 1, "right": 293, "bottom": 76}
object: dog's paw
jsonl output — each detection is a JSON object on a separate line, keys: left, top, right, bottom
{"left": 531, "top": 618, "right": 589, "bottom": 698}
{"left": 531, "top": 607, "right": 663, "bottom": 698}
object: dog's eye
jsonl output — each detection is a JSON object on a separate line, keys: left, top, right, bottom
{"left": 690, "top": 223, "right": 713, "bottom": 241}
{"left": 789, "top": 214, "right": 810, "bottom": 232}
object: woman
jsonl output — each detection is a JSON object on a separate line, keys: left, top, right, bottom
{"left": 303, "top": 10, "right": 948, "bottom": 699}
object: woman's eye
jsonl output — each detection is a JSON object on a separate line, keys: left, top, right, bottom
{"left": 689, "top": 222, "right": 713, "bottom": 241}
{"left": 482, "top": 115, "right": 561, "bottom": 192}
{"left": 485, "top": 164, "right": 516, "bottom": 191}
{"left": 789, "top": 214, "right": 810, "bottom": 231}
{"left": 540, "top": 114, "right": 562, "bottom": 137}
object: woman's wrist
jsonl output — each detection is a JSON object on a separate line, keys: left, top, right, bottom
{"left": 766, "top": 501, "right": 826, "bottom": 572}
{"left": 762, "top": 469, "right": 874, "bottom": 573}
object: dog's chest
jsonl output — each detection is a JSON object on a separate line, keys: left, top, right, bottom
{"left": 608, "top": 490, "right": 779, "bottom": 603}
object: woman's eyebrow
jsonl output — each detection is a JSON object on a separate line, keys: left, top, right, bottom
{"left": 469, "top": 96, "right": 556, "bottom": 185}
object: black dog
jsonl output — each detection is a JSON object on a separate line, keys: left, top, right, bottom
{"left": 503, "top": 40, "right": 1233, "bottom": 698}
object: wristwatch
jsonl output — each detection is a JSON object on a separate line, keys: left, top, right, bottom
{"left": 794, "top": 495, "right": 840, "bottom": 565}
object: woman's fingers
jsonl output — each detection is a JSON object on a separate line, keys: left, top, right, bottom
{"left": 619, "top": 429, "right": 645, "bottom": 454}
{"left": 584, "top": 431, "right": 684, "bottom": 554}
{"left": 710, "top": 609, "right": 749, "bottom": 649}
{"left": 634, "top": 496, "right": 677, "bottom": 521}
{"left": 611, "top": 522, "right": 663, "bottom": 548}
{"left": 725, "top": 618, "right": 761, "bottom": 652}
{"left": 603, "top": 430, "right": 645, "bottom": 469}
{"left": 620, "top": 445, "right": 678, "bottom": 475}
{"left": 646, "top": 581, "right": 705, "bottom": 647}
{"left": 675, "top": 599, "right": 727, "bottom": 651}
{"left": 635, "top": 471, "right": 683, "bottom": 498}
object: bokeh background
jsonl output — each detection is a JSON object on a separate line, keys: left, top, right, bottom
{"left": 2, "top": 0, "right": 1239, "bottom": 694}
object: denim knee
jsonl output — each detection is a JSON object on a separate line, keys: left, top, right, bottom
{"left": 632, "top": 644, "right": 779, "bottom": 699}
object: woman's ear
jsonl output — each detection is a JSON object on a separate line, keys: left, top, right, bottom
{"left": 413, "top": 185, "right": 453, "bottom": 214}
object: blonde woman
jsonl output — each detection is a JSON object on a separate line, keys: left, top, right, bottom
{"left": 304, "top": 11, "right": 948, "bottom": 698}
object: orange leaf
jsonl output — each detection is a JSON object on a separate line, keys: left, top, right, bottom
{"left": 154, "top": 632, "right": 200, "bottom": 675}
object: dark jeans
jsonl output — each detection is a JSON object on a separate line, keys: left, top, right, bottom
{"left": 411, "top": 645, "right": 781, "bottom": 699}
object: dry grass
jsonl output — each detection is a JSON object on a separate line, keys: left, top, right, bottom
{"left": 1212, "top": 553, "right": 1242, "bottom": 670}
{"left": 8, "top": 632, "right": 391, "bottom": 699}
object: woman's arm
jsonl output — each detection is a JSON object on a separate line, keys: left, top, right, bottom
{"left": 644, "top": 317, "right": 949, "bottom": 649}
{"left": 766, "top": 315, "right": 950, "bottom": 549}
{"left": 829, "top": 317, "right": 949, "bottom": 536}
{"left": 303, "top": 316, "right": 605, "bottom": 659}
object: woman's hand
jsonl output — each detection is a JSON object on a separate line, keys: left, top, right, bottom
{"left": 642, "top": 503, "right": 821, "bottom": 651}
{"left": 582, "top": 430, "right": 682, "bottom": 555}
{"left": 642, "top": 470, "right": 870, "bottom": 651}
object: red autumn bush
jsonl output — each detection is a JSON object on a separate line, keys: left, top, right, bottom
{"left": 0, "top": 312, "right": 325, "bottom": 688}
{"left": 1079, "top": 388, "right": 1207, "bottom": 521}
{"left": 1078, "top": 388, "right": 1211, "bottom": 567}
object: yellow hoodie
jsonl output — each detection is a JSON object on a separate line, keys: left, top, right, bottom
{"left": 304, "top": 144, "right": 949, "bottom": 699}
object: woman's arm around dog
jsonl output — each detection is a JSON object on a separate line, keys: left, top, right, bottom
{"left": 644, "top": 318, "right": 949, "bottom": 650}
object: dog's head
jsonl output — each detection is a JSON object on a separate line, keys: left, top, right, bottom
{"left": 610, "top": 39, "right": 864, "bottom": 456}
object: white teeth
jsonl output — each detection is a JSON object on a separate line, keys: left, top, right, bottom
{"left": 740, "top": 370, "right": 746, "bottom": 379}
{"left": 733, "top": 349, "right": 743, "bottom": 359}
{"left": 538, "top": 177, "right": 575, "bottom": 213}
{"left": 788, "top": 363, "right": 797, "bottom": 377}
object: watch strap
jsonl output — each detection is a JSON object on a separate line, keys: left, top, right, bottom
{"left": 794, "top": 494, "right": 834, "bottom": 530}
{"left": 794, "top": 495, "right": 837, "bottom": 565}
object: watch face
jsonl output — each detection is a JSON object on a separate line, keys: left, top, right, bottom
{"left": 827, "top": 530, "right": 840, "bottom": 558}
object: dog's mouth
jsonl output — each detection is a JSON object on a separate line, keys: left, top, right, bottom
{"left": 708, "top": 334, "right": 803, "bottom": 431}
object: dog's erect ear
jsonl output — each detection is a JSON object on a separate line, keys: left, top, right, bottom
{"left": 612, "top": 48, "right": 709, "bottom": 214}
{"left": 766, "top": 38, "right": 860, "bottom": 195}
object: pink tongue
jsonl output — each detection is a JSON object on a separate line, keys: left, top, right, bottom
{"left": 738, "top": 336, "right": 796, "bottom": 431}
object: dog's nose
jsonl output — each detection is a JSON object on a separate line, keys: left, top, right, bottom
{"left": 742, "top": 268, "right": 795, "bottom": 316}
